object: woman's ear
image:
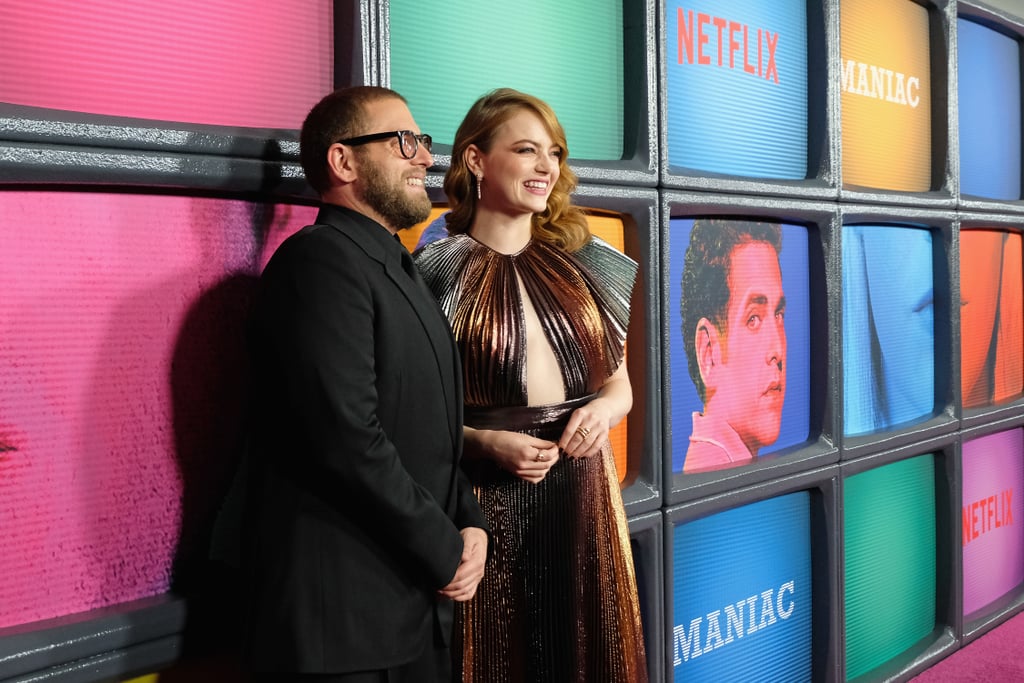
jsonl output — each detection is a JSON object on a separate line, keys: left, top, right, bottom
{"left": 464, "top": 144, "right": 484, "bottom": 176}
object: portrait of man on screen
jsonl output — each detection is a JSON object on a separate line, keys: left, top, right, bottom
{"left": 681, "top": 219, "right": 786, "bottom": 473}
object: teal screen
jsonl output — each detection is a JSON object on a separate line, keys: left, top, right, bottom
{"left": 389, "top": 0, "right": 625, "bottom": 161}
{"left": 843, "top": 454, "right": 936, "bottom": 680}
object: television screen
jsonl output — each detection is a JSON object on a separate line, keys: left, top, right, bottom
{"left": 957, "top": 18, "right": 1021, "bottom": 201}
{"left": 962, "top": 429, "right": 1024, "bottom": 619}
{"left": 960, "top": 229, "right": 1024, "bottom": 408}
{"left": 843, "top": 453, "right": 937, "bottom": 680}
{"left": 389, "top": 0, "right": 625, "bottom": 161}
{"left": 0, "top": 0, "right": 332, "bottom": 129}
{"left": 0, "top": 191, "right": 316, "bottom": 629}
{"left": 840, "top": 0, "right": 932, "bottom": 192}
{"left": 663, "top": 0, "right": 808, "bottom": 179}
{"left": 668, "top": 217, "right": 810, "bottom": 474}
{"left": 842, "top": 224, "right": 935, "bottom": 437}
{"left": 670, "top": 492, "right": 813, "bottom": 681}
{"left": 406, "top": 206, "right": 638, "bottom": 485}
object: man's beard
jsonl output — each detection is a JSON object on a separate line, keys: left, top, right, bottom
{"left": 360, "top": 159, "right": 431, "bottom": 231}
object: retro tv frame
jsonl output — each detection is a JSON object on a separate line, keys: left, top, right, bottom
{"left": 839, "top": 438, "right": 958, "bottom": 682}
{"left": 380, "top": 0, "right": 659, "bottom": 186}
{"left": 838, "top": 205, "right": 957, "bottom": 460}
{"left": 838, "top": 0, "right": 956, "bottom": 209}
{"left": 658, "top": 0, "right": 834, "bottom": 200}
{"left": 956, "top": 1, "right": 1024, "bottom": 213}
{"left": 0, "top": 1, "right": 383, "bottom": 198}
{"left": 664, "top": 466, "right": 840, "bottom": 682}
{"left": 959, "top": 419, "right": 1024, "bottom": 646}
{"left": 958, "top": 214, "right": 1024, "bottom": 430}
{"left": 661, "top": 191, "right": 838, "bottom": 505}
{"left": 630, "top": 510, "right": 667, "bottom": 683}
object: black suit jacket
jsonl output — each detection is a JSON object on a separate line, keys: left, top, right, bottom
{"left": 242, "top": 204, "right": 485, "bottom": 673}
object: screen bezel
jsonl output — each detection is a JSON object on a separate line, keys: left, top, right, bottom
{"left": 658, "top": 0, "right": 836, "bottom": 200}
{"left": 664, "top": 466, "right": 840, "bottom": 682}
{"left": 838, "top": 0, "right": 956, "bottom": 208}
{"left": 839, "top": 440, "right": 958, "bottom": 681}
{"left": 661, "top": 191, "right": 838, "bottom": 504}
{"left": 956, "top": 1, "right": 1024, "bottom": 212}
{"left": 838, "top": 206, "right": 957, "bottom": 459}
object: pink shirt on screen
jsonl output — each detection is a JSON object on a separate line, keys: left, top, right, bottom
{"left": 684, "top": 412, "right": 755, "bottom": 473}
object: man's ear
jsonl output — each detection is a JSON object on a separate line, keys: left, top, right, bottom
{"left": 695, "top": 317, "right": 722, "bottom": 390}
{"left": 327, "top": 143, "right": 358, "bottom": 184}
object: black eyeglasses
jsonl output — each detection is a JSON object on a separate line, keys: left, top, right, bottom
{"left": 337, "top": 130, "right": 432, "bottom": 159}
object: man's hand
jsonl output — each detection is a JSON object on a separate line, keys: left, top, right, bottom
{"left": 438, "top": 527, "right": 488, "bottom": 602}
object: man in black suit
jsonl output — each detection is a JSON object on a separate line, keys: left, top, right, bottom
{"left": 242, "top": 86, "right": 488, "bottom": 682}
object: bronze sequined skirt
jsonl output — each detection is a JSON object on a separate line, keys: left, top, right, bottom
{"left": 458, "top": 398, "right": 648, "bottom": 683}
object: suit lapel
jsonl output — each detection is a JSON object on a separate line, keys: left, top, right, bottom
{"left": 315, "top": 205, "right": 463, "bottom": 452}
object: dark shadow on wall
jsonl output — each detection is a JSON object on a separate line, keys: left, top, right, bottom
{"left": 168, "top": 270, "right": 257, "bottom": 641}
{"left": 165, "top": 142, "right": 292, "bottom": 681}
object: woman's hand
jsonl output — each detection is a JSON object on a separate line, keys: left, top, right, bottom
{"left": 559, "top": 362, "right": 633, "bottom": 459}
{"left": 465, "top": 427, "right": 559, "bottom": 483}
{"left": 559, "top": 398, "right": 613, "bottom": 459}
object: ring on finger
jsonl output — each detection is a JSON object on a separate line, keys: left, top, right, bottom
{"left": 535, "top": 448, "right": 547, "bottom": 462}
{"left": 576, "top": 426, "right": 591, "bottom": 439}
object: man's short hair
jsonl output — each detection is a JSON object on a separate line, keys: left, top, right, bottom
{"left": 681, "top": 219, "right": 783, "bottom": 403}
{"left": 299, "top": 86, "right": 406, "bottom": 195}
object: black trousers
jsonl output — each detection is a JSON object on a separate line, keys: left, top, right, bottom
{"left": 249, "top": 645, "right": 452, "bottom": 683}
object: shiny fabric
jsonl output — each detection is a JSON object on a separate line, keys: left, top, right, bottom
{"left": 415, "top": 235, "right": 635, "bottom": 408}
{"left": 415, "top": 235, "right": 647, "bottom": 682}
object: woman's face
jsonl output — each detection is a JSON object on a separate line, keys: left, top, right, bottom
{"left": 474, "top": 109, "right": 561, "bottom": 218}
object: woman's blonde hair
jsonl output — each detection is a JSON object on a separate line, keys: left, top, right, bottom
{"left": 443, "top": 88, "right": 591, "bottom": 251}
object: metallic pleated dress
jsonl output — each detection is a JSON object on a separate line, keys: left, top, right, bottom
{"left": 415, "top": 234, "right": 648, "bottom": 683}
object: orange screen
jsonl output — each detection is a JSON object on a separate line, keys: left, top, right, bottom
{"left": 961, "top": 230, "right": 1024, "bottom": 407}
{"left": 403, "top": 208, "right": 633, "bottom": 484}
{"left": 840, "top": 0, "right": 931, "bottom": 191}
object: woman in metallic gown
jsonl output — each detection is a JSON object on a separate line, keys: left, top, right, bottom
{"left": 414, "top": 89, "right": 648, "bottom": 683}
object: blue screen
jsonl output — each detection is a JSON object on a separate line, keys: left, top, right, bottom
{"left": 842, "top": 225, "right": 935, "bottom": 436}
{"left": 671, "top": 492, "right": 813, "bottom": 681}
{"left": 957, "top": 18, "right": 1021, "bottom": 201}
{"left": 668, "top": 218, "right": 811, "bottom": 473}
{"left": 664, "top": 0, "right": 808, "bottom": 178}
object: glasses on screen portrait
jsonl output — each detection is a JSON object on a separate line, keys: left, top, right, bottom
{"left": 337, "top": 130, "right": 432, "bottom": 159}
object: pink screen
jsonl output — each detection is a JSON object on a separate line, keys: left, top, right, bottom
{"left": 0, "top": 0, "right": 333, "bottom": 129}
{"left": 0, "top": 191, "right": 316, "bottom": 628}
{"left": 962, "top": 429, "right": 1024, "bottom": 617}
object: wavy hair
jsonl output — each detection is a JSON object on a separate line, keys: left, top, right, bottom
{"left": 443, "top": 88, "right": 590, "bottom": 251}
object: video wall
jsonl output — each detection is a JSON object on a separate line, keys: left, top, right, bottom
{"left": 3, "top": 1, "right": 1024, "bottom": 682}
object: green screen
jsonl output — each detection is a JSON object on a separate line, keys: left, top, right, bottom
{"left": 843, "top": 454, "right": 936, "bottom": 680}
{"left": 389, "top": 0, "right": 624, "bottom": 161}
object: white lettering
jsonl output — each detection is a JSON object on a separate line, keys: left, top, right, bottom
{"left": 841, "top": 59, "right": 921, "bottom": 108}
{"left": 673, "top": 618, "right": 703, "bottom": 665}
{"left": 704, "top": 610, "right": 725, "bottom": 652}
{"left": 674, "top": 581, "right": 799, "bottom": 666}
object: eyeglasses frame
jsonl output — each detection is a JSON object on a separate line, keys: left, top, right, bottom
{"left": 336, "top": 130, "right": 432, "bottom": 159}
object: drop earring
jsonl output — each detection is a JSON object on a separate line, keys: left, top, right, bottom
{"left": 476, "top": 172, "right": 482, "bottom": 200}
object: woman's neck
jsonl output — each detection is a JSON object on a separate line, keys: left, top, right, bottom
{"left": 468, "top": 209, "right": 533, "bottom": 255}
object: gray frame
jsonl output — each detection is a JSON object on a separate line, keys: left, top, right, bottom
{"left": 660, "top": 191, "right": 840, "bottom": 505}
{"left": 664, "top": 466, "right": 841, "bottom": 682}
{"left": 836, "top": 205, "right": 959, "bottom": 460}
{"left": 955, "top": 0, "right": 1024, "bottom": 214}
{"left": 658, "top": 0, "right": 839, "bottom": 199}
{"left": 376, "top": 0, "right": 661, "bottom": 186}
{"left": 837, "top": 438, "right": 959, "bottom": 682}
